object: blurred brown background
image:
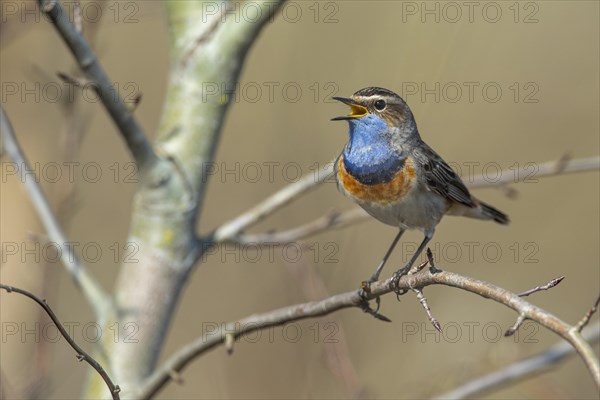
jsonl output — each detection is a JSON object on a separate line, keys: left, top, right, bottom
{"left": 1, "top": 1, "right": 599, "bottom": 399}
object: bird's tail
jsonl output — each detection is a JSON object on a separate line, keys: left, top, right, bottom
{"left": 479, "top": 201, "right": 510, "bottom": 225}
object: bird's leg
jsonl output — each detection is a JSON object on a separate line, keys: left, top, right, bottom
{"left": 369, "top": 228, "right": 405, "bottom": 283}
{"left": 359, "top": 229, "right": 405, "bottom": 301}
{"left": 358, "top": 229, "right": 406, "bottom": 320}
{"left": 391, "top": 232, "right": 433, "bottom": 288}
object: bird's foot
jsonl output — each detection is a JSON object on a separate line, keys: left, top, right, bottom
{"left": 358, "top": 276, "right": 391, "bottom": 321}
{"left": 358, "top": 296, "right": 391, "bottom": 322}
{"left": 390, "top": 264, "right": 412, "bottom": 295}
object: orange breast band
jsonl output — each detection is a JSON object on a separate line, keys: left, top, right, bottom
{"left": 337, "top": 156, "right": 416, "bottom": 204}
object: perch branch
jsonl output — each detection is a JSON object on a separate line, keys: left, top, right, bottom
{"left": 136, "top": 268, "right": 600, "bottom": 398}
{"left": 0, "top": 106, "right": 110, "bottom": 318}
{"left": 0, "top": 284, "right": 120, "bottom": 400}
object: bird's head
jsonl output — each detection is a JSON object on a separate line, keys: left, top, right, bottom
{"left": 332, "top": 87, "right": 416, "bottom": 132}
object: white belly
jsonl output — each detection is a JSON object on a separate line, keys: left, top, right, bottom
{"left": 353, "top": 185, "right": 448, "bottom": 232}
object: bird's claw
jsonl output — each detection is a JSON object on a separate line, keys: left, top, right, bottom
{"left": 390, "top": 265, "right": 412, "bottom": 296}
{"left": 358, "top": 296, "right": 391, "bottom": 322}
{"left": 358, "top": 280, "right": 391, "bottom": 320}
{"left": 391, "top": 265, "right": 410, "bottom": 286}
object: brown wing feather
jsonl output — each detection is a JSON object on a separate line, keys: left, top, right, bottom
{"left": 412, "top": 142, "right": 475, "bottom": 208}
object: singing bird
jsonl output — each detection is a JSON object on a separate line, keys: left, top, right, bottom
{"left": 333, "top": 87, "right": 509, "bottom": 284}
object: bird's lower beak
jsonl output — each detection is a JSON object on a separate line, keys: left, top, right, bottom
{"left": 331, "top": 97, "right": 369, "bottom": 121}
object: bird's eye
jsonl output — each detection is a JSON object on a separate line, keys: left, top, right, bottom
{"left": 374, "top": 99, "right": 386, "bottom": 111}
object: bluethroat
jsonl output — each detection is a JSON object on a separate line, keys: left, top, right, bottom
{"left": 332, "top": 87, "right": 509, "bottom": 285}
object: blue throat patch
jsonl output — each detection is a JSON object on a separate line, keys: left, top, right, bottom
{"left": 342, "top": 114, "right": 405, "bottom": 185}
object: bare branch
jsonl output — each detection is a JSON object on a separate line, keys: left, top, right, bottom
{"left": 434, "top": 321, "right": 600, "bottom": 400}
{"left": 576, "top": 294, "right": 600, "bottom": 333}
{"left": 411, "top": 286, "right": 441, "bottom": 332}
{"left": 407, "top": 251, "right": 441, "bottom": 330}
{"left": 56, "top": 71, "right": 91, "bottom": 88}
{"left": 230, "top": 208, "right": 366, "bottom": 245}
{"left": 0, "top": 106, "right": 110, "bottom": 318}
{"left": 0, "top": 284, "right": 120, "bottom": 400}
{"left": 37, "top": 0, "right": 158, "bottom": 173}
{"left": 516, "top": 276, "right": 565, "bottom": 297}
{"left": 468, "top": 155, "right": 600, "bottom": 188}
{"left": 137, "top": 269, "right": 600, "bottom": 398}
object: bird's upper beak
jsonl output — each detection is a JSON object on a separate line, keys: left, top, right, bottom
{"left": 331, "top": 97, "right": 369, "bottom": 121}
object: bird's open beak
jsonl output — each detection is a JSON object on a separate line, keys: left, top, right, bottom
{"left": 331, "top": 97, "right": 369, "bottom": 121}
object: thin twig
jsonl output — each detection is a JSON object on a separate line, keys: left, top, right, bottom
{"left": 137, "top": 269, "right": 600, "bottom": 398}
{"left": 37, "top": 0, "right": 158, "bottom": 173}
{"left": 224, "top": 333, "right": 235, "bottom": 355}
{"left": 434, "top": 321, "right": 600, "bottom": 400}
{"left": 179, "top": 1, "right": 236, "bottom": 70}
{"left": 57, "top": 71, "right": 90, "bottom": 87}
{"left": 576, "top": 294, "right": 600, "bottom": 333}
{"left": 415, "top": 255, "right": 432, "bottom": 273}
{"left": 73, "top": 0, "right": 82, "bottom": 33}
{"left": 412, "top": 287, "right": 442, "bottom": 332}
{"left": 211, "top": 162, "right": 334, "bottom": 242}
{"left": 505, "top": 314, "right": 527, "bottom": 337}
{"left": 517, "top": 276, "right": 565, "bottom": 297}
{"left": 469, "top": 155, "right": 600, "bottom": 188}
{"left": 409, "top": 251, "right": 441, "bottom": 331}
{"left": 0, "top": 284, "right": 120, "bottom": 400}
{"left": 230, "top": 208, "right": 366, "bottom": 245}
{"left": 28, "top": 70, "right": 91, "bottom": 396}
{"left": 0, "top": 106, "right": 110, "bottom": 318}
